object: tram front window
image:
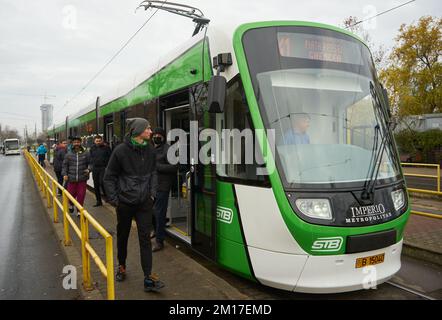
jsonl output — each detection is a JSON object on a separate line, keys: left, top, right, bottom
{"left": 242, "top": 26, "right": 401, "bottom": 188}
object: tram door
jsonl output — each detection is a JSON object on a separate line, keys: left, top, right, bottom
{"left": 163, "top": 100, "right": 217, "bottom": 260}
{"left": 164, "top": 105, "right": 192, "bottom": 243}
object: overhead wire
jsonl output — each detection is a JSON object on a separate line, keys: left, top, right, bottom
{"left": 55, "top": 0, "right": 169, "bottom": 118}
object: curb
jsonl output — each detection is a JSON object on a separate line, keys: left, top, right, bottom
{"left": 402, "top": 242, "right": 442, "bottom": 266}
{"left": 29, "top": 167, "right": 105, "bottom": 300}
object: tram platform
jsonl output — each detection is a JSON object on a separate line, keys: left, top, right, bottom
{"left": 40, "top": 165, "right": 247, "bottom": 300}
{"left": 39, "top": 162, "right": 442, "bottom": 299}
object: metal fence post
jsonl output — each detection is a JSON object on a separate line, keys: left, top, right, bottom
{"left": 80, "top": 209, "right": 93, "bottom": 291}
{"left": 105, "top": 236, "right": 115, "bottom": 300}
{"left": 46, "top": 175, "right": 51, "bottom": 208}
{"left": 52, "top": 180, "right": 58, "bottom": 223}
{"left": 62, "top": 192, "right": 72, "bottom": 246}
{"left": 437, "top": 165, "right": 440, "bottom": 193}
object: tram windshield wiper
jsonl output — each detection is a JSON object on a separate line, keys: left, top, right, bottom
{"left": 360, "top": 82, "right": 390, "bottom": 204}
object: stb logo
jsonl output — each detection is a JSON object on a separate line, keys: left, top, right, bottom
{"left": 311, "top": 237, "right": 343, "bottom": 252}
{"left": 216, "top": 206, "right": 233, "bottom": 224}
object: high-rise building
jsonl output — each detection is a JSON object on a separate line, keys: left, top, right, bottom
{"left": 40, "top": 104, "right": 53, "bottom": 131}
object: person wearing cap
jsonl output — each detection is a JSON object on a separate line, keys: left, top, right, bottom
{"left": 151, "top": 127, "right": 177, "bottom": 252}
{"left": 62, "top": 137, "right": 92, "bottom": 216}
{"left": 103, "top": 117, "right": 164, "bottom": 292}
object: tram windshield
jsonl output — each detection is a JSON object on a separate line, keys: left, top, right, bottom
{"left": 242, "top": 26, "right": 401, "bottom": 188}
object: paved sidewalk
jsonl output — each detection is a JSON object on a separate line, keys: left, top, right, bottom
{"left": 43, "top": 165, "right": 246, "bottom": 300}
{"left": 403, "top": 196, "right": 442, "bottom": 265}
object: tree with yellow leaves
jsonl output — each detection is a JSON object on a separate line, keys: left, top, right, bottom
{"left": 379, "top": 16, "right": 441, "bottom": 117}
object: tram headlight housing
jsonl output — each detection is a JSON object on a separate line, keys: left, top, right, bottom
{"left": 391, "top": 189, "right": 405, "bottom": 211}
{"left": 295, "top": 199, "right": 332, "bottom": 220}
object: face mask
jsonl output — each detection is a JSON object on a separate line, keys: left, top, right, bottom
{"left": 153, "top": 136, "right": 163, "bottom": 145}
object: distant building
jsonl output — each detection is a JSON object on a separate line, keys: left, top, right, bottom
{"left": 396, "top": 113, "right": 442, "bottom": 132}
{"left": 40, "top": 104, "right": 54, "bottom": 131}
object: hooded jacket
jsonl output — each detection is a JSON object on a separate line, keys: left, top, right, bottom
{"left": 103, "top": 137, "right": 158, "bottom": 206}
{"left": 36, "top": 145, "right": 47, "bottom": 155}
{"left": 62, "top": 146, "right": 92, "bottom": 182}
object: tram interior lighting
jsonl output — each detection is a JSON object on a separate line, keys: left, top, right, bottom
{"left": 295, "top": 198, "right": 332, "bottom": 220}
{"left": 391, "top": 189, "right": 405, "bottom": 211}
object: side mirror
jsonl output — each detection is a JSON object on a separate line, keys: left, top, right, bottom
{"left": 208, "top": 75, "right": 226, "bottom": 113}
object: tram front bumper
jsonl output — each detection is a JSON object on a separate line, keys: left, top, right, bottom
{"left": 294, "top": 239, "right": 403, "bottom": 293}
{"left": 248, "top": 240, "right": 403, "bottom": 294}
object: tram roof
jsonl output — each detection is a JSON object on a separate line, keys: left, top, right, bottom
{"left": 50, "top": 20, "right": 364, "bottom": 134}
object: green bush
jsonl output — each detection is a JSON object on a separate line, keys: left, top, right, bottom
{"left": 395, "top": 129, "right": 442, "bottom": 162}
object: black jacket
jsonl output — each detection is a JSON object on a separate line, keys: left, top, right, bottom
{"left": 53, "top": 147, "right": 67, "bottom": 172}
{"left": 62, "top": 147, "right": 92, "bottom": 182}
{"left": 90, "top": 143, "right": 112, "bottom": 169}
{"left": 103, "top": 138, "right": 158, "bottom": 206}
{"left": 154, "top": 143, "right": 177, "bottom": 192}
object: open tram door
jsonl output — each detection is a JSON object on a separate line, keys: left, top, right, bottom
{"left": 161, "top": 87, "right": 217, "bottom": 261}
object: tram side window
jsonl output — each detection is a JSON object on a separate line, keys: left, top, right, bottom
{"left": 217, "top": 76, "right": 267, "bottom": 183}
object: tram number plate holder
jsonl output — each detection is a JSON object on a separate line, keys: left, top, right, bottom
{"left": 355, "top": 253, "right": 385, "bottom": 268}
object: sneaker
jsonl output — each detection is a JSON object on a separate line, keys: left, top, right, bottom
{"left": 116, "top": 265, "right": 126, "bottom": 282}
{"left": 69, "top": 205, "right": 74, "bottom": 213}
{"left": 152, "top": 241, "right": 164, "bottom": 252}
{"left": 144, "top": 274, "right": 164, "bottom": 292}
{"left": 150, "top": 230, "right": 156, "bottom": 239}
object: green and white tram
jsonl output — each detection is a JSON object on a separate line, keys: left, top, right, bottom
{"left": 49, "top": 20, "right": 409, "bottom": 293}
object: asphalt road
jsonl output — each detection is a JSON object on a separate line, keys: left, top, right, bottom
{"left": 0, "top": 154, "right": 79, "bottom": 300}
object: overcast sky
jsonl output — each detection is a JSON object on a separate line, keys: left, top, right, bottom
{"left": 0, "top": 0, "right": 440, "bottom": 135}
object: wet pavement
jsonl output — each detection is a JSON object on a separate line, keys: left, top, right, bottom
{"left": 0, "top": 154, "right": 79, "bottom": 300}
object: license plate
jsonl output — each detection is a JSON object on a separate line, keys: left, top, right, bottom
{"left": 355, "top": 253, "right": 385, "bottom": 268}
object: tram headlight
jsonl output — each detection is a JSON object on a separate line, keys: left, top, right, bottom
{"left": 295, "top": 199, "right": 332, "bottom": 220}
{"left": 391, "top": 189, "right": 405, "bottom": 211}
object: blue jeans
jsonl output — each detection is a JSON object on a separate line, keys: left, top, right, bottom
{"left": 154, "top": 191, "right": 170, "bottom": 243}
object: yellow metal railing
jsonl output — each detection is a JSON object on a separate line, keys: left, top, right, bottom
{"left": 401, "top": 162, "right": 442, "bottom": 219}
{"left": 24, "top": 150, "right": 115, "bottom": 300}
